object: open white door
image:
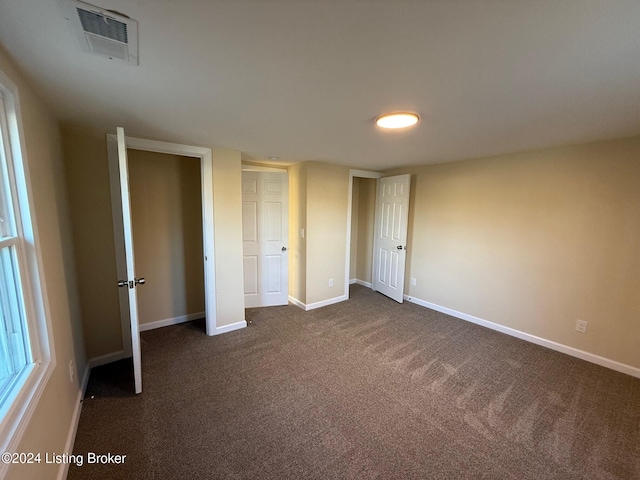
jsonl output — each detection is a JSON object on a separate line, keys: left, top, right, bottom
{"left": 242, "top": 171, "right": 289, "bottom": 307}
{"left": 372, "top": 174, "right": 411, "bottom": 303}
{"left": 115, "top": 127, "right": 143, "bottom": 394}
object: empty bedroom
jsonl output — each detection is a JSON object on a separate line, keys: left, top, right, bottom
{"left": 0, "top": 1, "right": 638, "bottom": 479}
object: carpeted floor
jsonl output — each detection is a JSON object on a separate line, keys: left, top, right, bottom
{"left": 69, "top": 285, "right": 640, "bottom": 479}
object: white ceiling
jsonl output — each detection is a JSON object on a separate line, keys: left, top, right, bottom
{"left": 1, "top": 0, "right": 639, "bottom": 170}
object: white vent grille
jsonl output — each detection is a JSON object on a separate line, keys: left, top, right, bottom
{"left": 77, "top": 8, "right": 128, "bottom": 43}
{"left": 67, "top": 1, "right": 138, "bottom": 65}
{"left": 84, "top": 33, "right": 129, "bottom": 60}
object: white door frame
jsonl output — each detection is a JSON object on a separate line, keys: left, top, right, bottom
{"left": 241, "top": 163, "right": 287, "bottom": 173}
{"left": 343, "top": 169, "right": 382, "bottom": 300}
{"left": 108, "top": 134, "right": 217, "bottom": 357}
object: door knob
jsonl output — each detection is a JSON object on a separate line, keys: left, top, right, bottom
{"left": 135, "top": 278, "right": 146, "bottom": 285}
{"left": 117, "top": 280, "right": 129, "bottom": 288}
{"left": 282, "top": 246, "right": 287, "bottom": 251}
{"left": 396, "top": 245, "right": 403, "bottom": 250}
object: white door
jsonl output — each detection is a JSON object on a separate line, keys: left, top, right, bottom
{"left": 115, "top": 127, "right": 143, "bottom": 394}
{"left": 242, "top": 171, "right": 289, "bottom": 307}
{"left": 372, "top": 174, "right": 411, "bottom": 303}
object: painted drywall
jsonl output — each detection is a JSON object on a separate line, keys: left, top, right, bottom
{"left": 388, "top": 137, "right": 640, "bottom": 370}
{"left": 356, "top": 178, "right": 376, "bottom": 284}
{"left": 349, "top": 177, "right": 375, "bottom": 284}
{"left": 61, "top": 125, "right": 123, "bottom": 357}
{"left": 211, "top": 148, "right": 245, "bottom": 327}
{"left": 349, "top": 178, "right": 360, "bottom": 279}
{"left": 63, "top": 129, "right": 245, "bottom": 358}
{"left": 128, "top": 150, "right": 204, "bottom": 326}
{"left": 0, "top": 46, "right": 85, "bottom": 480}
{"left": 288, "top": 162, "right": 307, "bottom": 304}
{"left": 305, "top": 162, "right": 349, "bottom": 305}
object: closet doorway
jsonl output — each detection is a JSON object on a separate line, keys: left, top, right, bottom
{"left": 344, "top": 170, "right": 381, "bottom": 298}
{"left": 108, "top": 133, "right": 216, "bottom": 381}
{"left": 127, "top": 150, "right": 205, "bottom": 332}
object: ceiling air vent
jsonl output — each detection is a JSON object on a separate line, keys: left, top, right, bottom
{"left": 66, "top": 0, "right": 138, "bottom": 65}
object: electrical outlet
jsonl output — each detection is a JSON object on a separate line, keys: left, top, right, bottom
{"left": 300, "top": 228, "right": 305, "bottom": 238}
{"left": 575, "top": 320, "right": 588, "bottom": 334}
{"left": 410, "top": 277, "right": 417, "bottom": 286}
{"left": 328, "top": 278, "right": 334, "bottom": 287}
{"left": 69, "top": 360, "right": 75, "bottom": 383}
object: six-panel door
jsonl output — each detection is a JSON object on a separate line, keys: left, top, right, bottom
{"left": 242, "top": 171, "right": 289, "bottom": 307}
{"left": 373, "top": 174, "right": 411, "bottom": 303}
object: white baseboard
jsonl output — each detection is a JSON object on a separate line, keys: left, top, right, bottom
{"left": 306, "top": 294, "right": 348, "bottom": 310}
{"left": 355, "top": 279, "right": 372, "bottom": 288}
{"left": 139, "top": 311, "right": 205, "bottom": 332}
{"left": 88, "top": 350, "right": 126, "bottom": 369}
{"left": 213, "top": 320, "right": 247, "bottom": 335}
{"left": 288, "top": 296, "right": 305, "bottom": 310}
{"left": 288, "top": 294, "right": 348, "bottom": 311}
{"left": 349, "top": 278, "right": 356, "bottom": 284}
{"left": 404, "top": 294, "right": 640, "bottom": 379}
{"left": 57, "top": 363, "right": 91, "bottom": 480}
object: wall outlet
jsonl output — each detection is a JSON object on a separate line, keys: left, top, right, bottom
{"left": 299, "top": 228, "right": 305, "bottom": 238}
{"left": 328, "top": 278, "right": 334, "bottom": 287}
{"left": 410, "top": 277, "right": 417, "bottom": 286}
{"left": 575, "top": 320, "right": 588, "bottom": 334}
{"left": 69, "top": 360, "right": 75, "bottom": 383}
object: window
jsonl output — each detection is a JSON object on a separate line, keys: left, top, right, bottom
{"left": 0, "top": 94, "right": 33, "bottom": 415}
{"left": 0, "top": 73, "right": 54, "bottom": 459}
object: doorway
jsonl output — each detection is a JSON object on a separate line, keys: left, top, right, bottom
{"left": 107, "top": 134, "right": 217, "bottom": 363}
{"left": 349, "top": 177, "right": 376, "bottom": 287}
{"left": 344, "top": 169, "right": 382, "bottom": 299}
{"left": 127, "top": 150, "right": 205, "bottom": 331}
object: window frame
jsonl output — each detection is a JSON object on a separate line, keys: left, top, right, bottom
{"left": 0, "top": 69, "right": 56, "bottom": 463}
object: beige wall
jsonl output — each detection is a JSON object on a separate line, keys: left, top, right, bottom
{"left": 63, "top": 128, "right": 245, "bottom": 358}
{"left": 388, "top": 137, "right": 640, "bottom": 370}
{"left": 355, "top": 177, "right": 376, "bottom": 283}
{"left": 288, "top": 162, "right": 307, "bottom": 303}
{"left": 62, "top": 125, "right": 122, "bottom": 357}
{"left": 305, "top": 162, "right": 349, "bottom": 304}
{"left": 0, "top": 47, "right": 85, "bottom": 480}
{"left": 290, "top": 161, "right": 350, "bottom": 305}
{"left": 349, "top": 178, "right": 360, "bottom": 279}
{"left": 211, "top": 148, "right": 245, "bottom": 327}
{"left": 128, "top": 150, "right": 204, "bottom": 326}
{"left": 349, "top": 177, "right": 376, "bottom": 284}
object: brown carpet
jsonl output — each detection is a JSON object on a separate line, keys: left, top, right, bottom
{"left": 69, "top": 285, "right": 640, "bottom": 479}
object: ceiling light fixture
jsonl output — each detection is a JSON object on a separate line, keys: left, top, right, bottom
{"left": 268, "top": 156, "right": 279, "bottom": 161}
{"left": 375, "top": 112, "right": 420, "bottom": 129}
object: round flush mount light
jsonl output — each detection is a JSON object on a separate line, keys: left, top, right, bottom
{"left": 375, "top": 112, "right": 420, "bottom": 129}
{"left": 268, "top": 156, "right": 279, "bottom": 161}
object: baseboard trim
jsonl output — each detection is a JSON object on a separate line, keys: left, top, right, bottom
{"left": 57, "top": 363, "right": 91, "bottom": 480}
{"left": 404, "top": 294, "right": 640, "bottom": 379}
{"left": 288, "top": 296, "right": 306, "bottom": 310}
{"left": 88, "top": 350, "right": 126, "bottom": 369}
{"left": 139, "top": 311, "right": 205, "bottom": 332}
{"left": 349, "top": 278, "right": 356, "bottom": 285}
{"left": 289, "top": 294, "right": 348, "bottom": 311}
{"left": 306, "top": 294, "right": 348, "bottom": 311}
{"left": 213, "top": 320, "right": 247, "bottom": 335}
{"left": 355, "top": 279, "right": 372, "bottom": 288}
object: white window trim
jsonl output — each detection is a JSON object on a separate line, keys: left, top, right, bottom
{"left": 0, "top": 69, "right": 56, "bottom": 468}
